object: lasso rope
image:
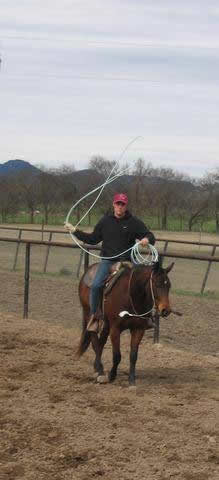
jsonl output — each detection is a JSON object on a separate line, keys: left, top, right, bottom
{"left": 65, "top": 137, "right": 158, "bottom": 265}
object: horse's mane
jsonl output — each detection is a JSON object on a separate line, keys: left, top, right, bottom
{"left": 132, "top": 261, "right": 161, "bottom": 274}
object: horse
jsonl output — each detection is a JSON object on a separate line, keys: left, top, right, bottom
{"left": 77, "top": 259, "right": 174, "bottom": 386}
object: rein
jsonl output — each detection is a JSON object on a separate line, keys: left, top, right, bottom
{"left": 119, "top": 268, "right": 157, "bottom": 318}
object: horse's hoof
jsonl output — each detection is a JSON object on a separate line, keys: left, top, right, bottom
{"left": 97, "top": 375, "right": 109, "bottom": 384}
{"left": 93, "top": 372, "right": 99, "bottom": 379}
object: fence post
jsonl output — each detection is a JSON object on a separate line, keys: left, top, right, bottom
{"left": 163, "top": 240, "right": 169, "bottom": 255}
{"left": 200, "top": 245, "right": 216, "bottom": 294}
{"left": 41, "top": 220, "right": 44, "bottom": 241}
{"left": 13, "top": 229, "right": 22, "bottom": 271}
{"left": 23, "top": 243, "right": 30, "bottom": 319}
{"left": 43, "top": 232, "right": 53, "bottom": 273}
{"left": 84, "top": 249, "right": 89, "bottom": 272}
{"left": 159, "top": 254, "right": 164, "bottom": 267}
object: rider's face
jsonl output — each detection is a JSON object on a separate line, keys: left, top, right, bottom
{"left": 113, "top": 201, "right": 127, "bottom": 218}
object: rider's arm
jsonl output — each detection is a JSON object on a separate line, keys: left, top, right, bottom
{"left": 74, "top": 218, "right": 104, "bottom": 245}
{"left": 134, "top": 218, "right": 156, "bottom": 245}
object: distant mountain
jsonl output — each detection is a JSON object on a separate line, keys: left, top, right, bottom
{"left": 0, "top": 160, "right": 196, "bottom": 194}
{"left": 0, "top": 159, "right": 41, "bottom": 176}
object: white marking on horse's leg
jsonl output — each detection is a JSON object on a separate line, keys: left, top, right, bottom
{"left": 97, "top": 375, "right": 109, "bottom": 384}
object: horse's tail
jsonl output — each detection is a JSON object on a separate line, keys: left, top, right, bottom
{"left": 76, "top": 329, "right": 91, "bottom": 358}
{"left": 75, "top": 311, "right": 91, "bottom": 358}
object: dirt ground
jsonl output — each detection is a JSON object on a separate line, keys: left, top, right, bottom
{"left": 0, "top": 270, "right": 219, "bottom": 480}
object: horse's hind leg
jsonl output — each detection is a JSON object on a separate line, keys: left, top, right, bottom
{"left": 109, "top": 327, "right": 121, "bottom": 383}
{"left": 76, "top": 310, "right": 104, "bottom": 376}
{"left": 93, "top": 319, "right": 110, "bottom": 373}
{"left": 90, "top": 333, "right": 104, "bottom": 376}
{"left": 129, "top": 328, "right": 145, "bottom": 386}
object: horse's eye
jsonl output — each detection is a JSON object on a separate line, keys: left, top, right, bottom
{"left": 157, "top": 280, "right": 168, "bottom": 287}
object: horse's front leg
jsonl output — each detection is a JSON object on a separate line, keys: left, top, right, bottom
{"left": 129, "top": 328, "right": 145, "bottom": 386}
{"left": 109, "top": 326, "right": 121, "bottom": 383}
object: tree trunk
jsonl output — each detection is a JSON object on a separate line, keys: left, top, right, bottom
{"left": 157, "top": 210, "right": 161, "bottom": 229}
{"left": 161, "top": 205, "right": 168, "bottom": 230}
{"left": 45, "top": 207, "right": 49, "bottom": 225}
{"left": 215, "top": 212, "right": 219, "bottom": 233}
{"left": 30, "top": 210, "right": 34, "bottom": 224}
{"left": 76, "top": 206, "right": 80, "bottom": 223}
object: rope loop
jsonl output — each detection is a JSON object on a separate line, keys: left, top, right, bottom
{"left": 65, "top": 137, "right": 158, "bottom": 266}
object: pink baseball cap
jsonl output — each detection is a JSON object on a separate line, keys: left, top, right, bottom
{"left": 113, "top": 193, "right": 128, "bottom": 205}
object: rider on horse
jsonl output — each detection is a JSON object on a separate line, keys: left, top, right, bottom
{"left": 65, "top": 193, "right": 155, "bottom": 333}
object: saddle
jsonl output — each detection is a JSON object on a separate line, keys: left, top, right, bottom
{"left": 83, "top": 261, "right": 132, "bottom": 295}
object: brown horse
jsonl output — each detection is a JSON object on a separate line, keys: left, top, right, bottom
{"left": 77, "top": 260, "right": 174, "bottom": 385}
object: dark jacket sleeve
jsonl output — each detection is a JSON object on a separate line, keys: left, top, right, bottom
{"left": 74, "top": 218, "right": 104, "bottom": 245}
{"left": 134, "top": 217, "right": 156, "bottom": 245}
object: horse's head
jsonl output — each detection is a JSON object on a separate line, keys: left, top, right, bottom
{"left": 151, "top": 261, "right": 174, "bottom": 317}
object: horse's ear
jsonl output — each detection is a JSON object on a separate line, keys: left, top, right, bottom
{"left": 165, "top": 262, "right": 174, "bottom": 274}
{"left": 153, "top": 261, "right": 159, "bottom": 272}
{"left": 153, "top": 255, "right": 162, "bottom": 271}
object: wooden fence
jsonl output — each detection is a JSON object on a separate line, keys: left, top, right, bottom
{"left": 0, "top": 233, "right": 218, "bottom": 344}
{"left": 0, "top": 225, "right": 218, "bottom": 294}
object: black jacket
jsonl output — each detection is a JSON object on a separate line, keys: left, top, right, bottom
{"left": 74, "top": 210, "right": 155, "bottom": 261}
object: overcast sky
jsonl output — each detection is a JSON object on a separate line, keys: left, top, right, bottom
{"left": 1, "top": 0, "right": 219, "bottom": 178}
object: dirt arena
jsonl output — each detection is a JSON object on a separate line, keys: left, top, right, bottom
{"left": 0, "top": 269, "right": 219, "bottom": 480}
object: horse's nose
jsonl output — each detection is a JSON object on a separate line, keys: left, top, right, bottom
{"left": 161, "top": 308, "right": 170, "bottom": 317}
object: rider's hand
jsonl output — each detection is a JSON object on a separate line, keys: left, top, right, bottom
{"left": 140, "top": 237, "right": 149, "bottom": 247}
{"left": 64, "top": 222, "right": 76, "bottom": 233}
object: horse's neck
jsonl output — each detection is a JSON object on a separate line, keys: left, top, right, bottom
{"left": 130, "top": 266, "right": 153, "bottom": 303}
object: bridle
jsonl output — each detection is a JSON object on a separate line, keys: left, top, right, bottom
{"left": 119, "top": 268, "right": 157, "bottom": 318}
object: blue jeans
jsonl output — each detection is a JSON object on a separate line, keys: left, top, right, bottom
{"left": 90, "top": 260, "right": 115, "bottom": 314}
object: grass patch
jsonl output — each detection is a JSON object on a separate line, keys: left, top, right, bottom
{"left": 59, "top": 267, "right": 72, "bottom": 276}
{"left": 173, "top": 288, "right": 219, "bottom": 300}
{"left": 2, "top": 212, "right": 219, "bottom": 233}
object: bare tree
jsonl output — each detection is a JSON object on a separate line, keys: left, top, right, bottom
{"left": 200, "top": 169, "right": 219, "bottom": 232}
{"left": 88, "top": 156, "right": 119, "bottom": 214}
{"left": 89, "top": 156, "right": 118, "bottom": 178}
{"left": 16, "top": 172, "right": 40, "bottom": 224}
{"left": 183, "top": 178, "right": 210, "bottom": 232}
{"left": 0, "top": 177, "right": 20, "bottom": 222}
{"left": 151, "top": 168, "right": 191, "bottom": 230}
{"left": 36, "top": 171, "right": 63, "bottom": 224}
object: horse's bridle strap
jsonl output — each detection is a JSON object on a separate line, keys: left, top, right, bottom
{"left": 127, "top": 269, "right": 156, "bottom": 318}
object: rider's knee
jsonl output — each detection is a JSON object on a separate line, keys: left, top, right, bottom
{"left": 91, "top": 282, "right": 101, "bottom": 293}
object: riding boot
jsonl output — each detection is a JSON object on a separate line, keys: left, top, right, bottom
{"left": 87, "top": 314, "right": 99, "bottom": 333}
